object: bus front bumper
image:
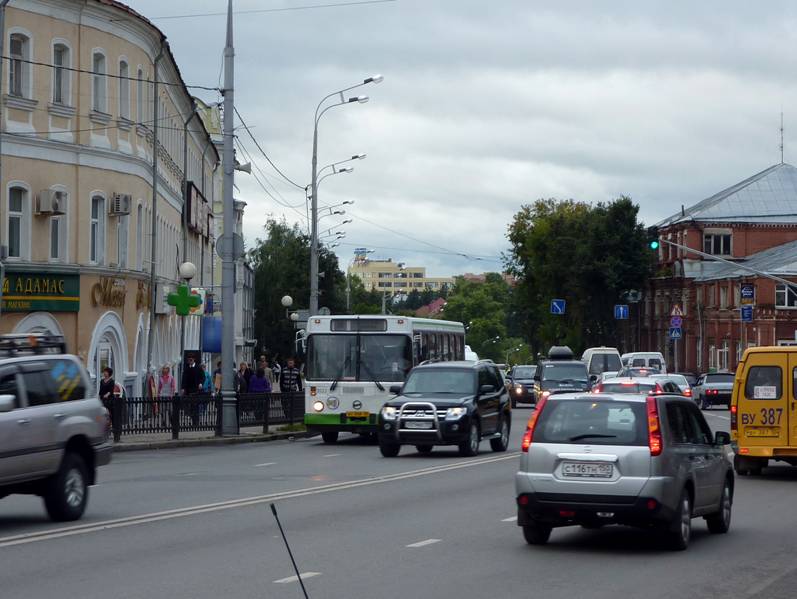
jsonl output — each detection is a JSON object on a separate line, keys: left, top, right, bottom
{"left": 305, "top": 412, "right": 378, "bottom": 434}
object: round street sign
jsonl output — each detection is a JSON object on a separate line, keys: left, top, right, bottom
{"left": 670, "top": 316, "right": 683, "bottom": 328}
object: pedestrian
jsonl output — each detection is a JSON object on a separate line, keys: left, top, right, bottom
{"left": 98, "top": 367, "right": 115, "bottom": 405}
{"left": 260, "top": 357, "right": 274, "bottom": 385}
{"left": 280, "top": 357, "right": 303, "bottom": 393}
{"left": 272, "top": 358, "right": 281, "bottom": 385}
{"left": 244, "top": 361, "right": 254, "bottom": 387}
{"left": 236, "top": 362, "right": 249, "bottom": 394}
{"left": 213, "top": 360, "right": 223, "bottom": 394}
{"left": 181, "top": 354, "right": 204, "bottom": 426}
{"left": 199, "top": 362, "right": 212, "bottom": 421}
{"left": 249, "top": 367, "right": 272, "bottom": 393}
{"left": 158, "top": 365, "right": 177, "bottom": 426}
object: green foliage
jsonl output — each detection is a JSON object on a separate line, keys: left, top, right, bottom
{"left": 506, "top": 197, "right": 652, "bottom": 355}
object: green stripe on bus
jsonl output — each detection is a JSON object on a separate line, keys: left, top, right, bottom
{"left": 305, "top": 414, "right": 347, "bottom": 426}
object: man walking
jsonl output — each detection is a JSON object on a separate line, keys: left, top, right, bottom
{"left": 279, "top": 358, "right": 303, "bottom": 393}
{"left": 181, "top": 354, "right": 204, "bottom": 426}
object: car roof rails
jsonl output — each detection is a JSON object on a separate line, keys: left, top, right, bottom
{"left": 0, "top": 334, "right": 67, "bottom": 356}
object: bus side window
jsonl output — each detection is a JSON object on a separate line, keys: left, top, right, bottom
{"left": 442, "top": 334, "right": 450, "bottom": 361}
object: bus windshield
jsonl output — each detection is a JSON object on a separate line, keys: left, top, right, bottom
{"left": 306, "top": 334, "right": 412, "bottom": 382}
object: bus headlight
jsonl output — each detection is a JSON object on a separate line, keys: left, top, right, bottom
{"left": 381, "top": 406, "right": 397, "bottom": 420}
{"left": 313, "top": 400, "right": 325, "bottom": 412}
{"left": 446, "top": 407, "right": 467, "bottom": 420}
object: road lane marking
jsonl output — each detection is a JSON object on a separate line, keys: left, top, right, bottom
{"left": 0, "top": 452, "right": 518, "bottom": 549}
{"left": 406, "top": 538, "right": 441, "bottom": 548}
{"left": 273, "top": 572, "right": 321, "bottom": 584}
{"left": 323, "top": 453, "right": 341, "bottom": 458}
{"left": 501, "top": 516, "right": 517, "bottom": 522}
{"left": 254, "top": 462, "right": 276, "bottom": 467}
{"left": 180, "top": 472, "right": 199, "bottom": 477}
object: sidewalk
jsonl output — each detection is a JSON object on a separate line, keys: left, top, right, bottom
{"left": 112, "top": 425, "right": 315, "bottom": 452}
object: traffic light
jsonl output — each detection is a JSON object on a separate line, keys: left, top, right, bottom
{"left": 646, "top": 226, "right": 660, "bottom": 250}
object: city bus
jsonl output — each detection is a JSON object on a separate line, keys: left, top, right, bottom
{"left": 304, "top": 315, "right": 467, "bottom": 443}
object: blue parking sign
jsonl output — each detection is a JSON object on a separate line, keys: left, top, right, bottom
{"left": 550, "top": 299, "right": 566, "bottom": 315}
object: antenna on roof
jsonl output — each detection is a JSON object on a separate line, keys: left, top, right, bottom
{"left": 780, "top": 111, "right": 784, "bottom": 164}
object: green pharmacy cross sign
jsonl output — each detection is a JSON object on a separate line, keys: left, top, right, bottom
{"left": 168, "top": 284, "right": 201, "bottom": 316}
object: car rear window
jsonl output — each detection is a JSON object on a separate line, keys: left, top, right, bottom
{"left": 600, "top": 382, "right": 656, "bottom": 394}
{"left": 707, "top": 373, "right": 735, "bottom": 383}
{"left": 534, "top": 399, "right": 648, "bottom": 446}
{"left": 744, "top": 366, "right": 781, "bottom": 400}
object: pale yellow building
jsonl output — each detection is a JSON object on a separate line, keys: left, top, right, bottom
{"left": 0, "top": 0, "right": 222, "bottom": 394}
{"left": 348, "top": 254, "right": 454, "bottom": 295}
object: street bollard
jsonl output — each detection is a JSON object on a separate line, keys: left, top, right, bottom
{"left": 112, "top": 395, "right": 122, "bottom": 442}
{"left": 262, "top": 394, "right": 270, "bottom": 435}
{"left": 172, "top": 395, "right": 180, "bottom": 440}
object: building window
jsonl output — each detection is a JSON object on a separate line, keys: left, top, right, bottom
{"left": 117, "top": 215, "right": 128, "bottom": 268}
{"left": 49, "top": 192, "right": 67, "bottom": 262}
{"left": 703, "top": 233, "right": 731, "bottom": 256}
{"left": 9, "top": 33, "right": 30, "bottom": 98}
{"left": 7, "top": 186, "right": 29, "bottom": 259}
{"left": 52, "top": 43, "right": 70, "bottom": 104}
{"left": 720, "top": 286, "right": 728, "bottom": 309}
{"left": 708, "top": 344, "right": 716, "bottom": 369}
{"left": 718, "top": 341, "right": 729, "bottom": 371}
{"left": 92, "top": 51, "right": 107, "bottom": 113}
{"left": 736, "top": 341, "right": 743, "bottom": 364}
{"left": 119, "top": 60, "right": 130, "bottom": 119}
{"left": 90, "top": 195, "right": 106, "bottom": 264}
{"left": 775, "top": 284, "right": 797, "bottom": 309}
{"left": 136, "top": 67, "right": 143, "bottom": 123}
{"left": 136, "top": 204, "right": 143, "bottom": 270}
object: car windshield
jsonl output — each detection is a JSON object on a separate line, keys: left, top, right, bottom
{"left": 706, "top": 373, "right": 735, "bottom": 383}
{"left": 600, "top": 382, "right": 656, "bottom": 394}
{"left": 306, "top": 334, "right": 412, "bottom": 382}
{"left": 588, "top": 353, "right": 622, "bottom": 375}
{"left": 402, "top": 369, "right": 475, "bottom": 394}
{"left": 534, "top": 399, "right": 648, "bottom": 445}
{"left": 512, "top": 366, "right": 535, "bottom": 379}
{"left": 542, "top": 363, "right": 588, "bottom": 382}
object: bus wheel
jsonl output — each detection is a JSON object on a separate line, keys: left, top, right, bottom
{"left": 321, "top": 431, "right": 339, "bottom": 444}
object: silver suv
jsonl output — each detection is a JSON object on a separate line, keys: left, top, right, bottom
{"left": 0, "top": 335, "right": 112, "bottom": 521}
{"left": 515, "top": 392, "right": 733, "bottom": 550}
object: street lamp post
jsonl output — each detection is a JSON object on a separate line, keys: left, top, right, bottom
{"left": 310, "top": 75, "right": 382, "bottom": 315}
{"left": 177, "top": 262, "right": 197, "bottom": 385}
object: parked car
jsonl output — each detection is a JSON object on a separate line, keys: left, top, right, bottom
{"left": 0, "top": 334, "right": 113, "bottom": 521}
{"left": 533, "top": 346, "right": 591, "bottom": 402}
{"left": 508, "top": 364, "right": 536, "bottom": 407}
{"left": 651, "top": 373, "right": 693, "bottom": 398}
{"left": 515, "top": 391, "right": 734, "bottom": 550}
{"left": 377, "top": 360, "right": 511, "bottom": 457}
{"left": 694, "top": 372, "right": 735, "bottom": 409}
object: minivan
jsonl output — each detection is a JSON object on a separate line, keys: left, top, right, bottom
{"left": 621, "top": 352, "right": 667, "bottom": 373}
{"left": 581, "top": 347, "right": 623, "bottom": 381}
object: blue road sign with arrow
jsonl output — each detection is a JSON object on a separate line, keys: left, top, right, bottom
{"left": 614, "top": 304, "right": 629, "bottom": 320}
{"left": 550, "top": 299, "right": 566, "bottom": 315}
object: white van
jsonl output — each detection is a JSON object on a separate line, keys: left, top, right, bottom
{"left": 621, "top": 351, "right": 667, "bottom": 373}
{"left": 581, "top": 347, "right": 622, "bottom": 379}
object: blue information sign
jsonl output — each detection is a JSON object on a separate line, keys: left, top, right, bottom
{"left": 741, "top": 305, "right": 753, "bottom": 322}
{"left": 740, "top": 284, "right": 755, "bottom": 305}
{"left": 550, "top": 299, "right": 566, "bottom": 315}
{"left": 614, "top": 304, "right": 629, "bottom": 320}
{"left": 668, "top": 327, "right": 682, "bottom": 340}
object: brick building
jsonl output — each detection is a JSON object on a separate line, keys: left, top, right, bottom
{"left": 644, "top": 163, "right": 797, "bottom": 373}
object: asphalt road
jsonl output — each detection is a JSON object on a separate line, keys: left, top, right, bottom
{"left": 2, "top": 407, "right": 797, "bottom": 599}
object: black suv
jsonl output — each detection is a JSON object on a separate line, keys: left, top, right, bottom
{"left": 508, "top": 364, "right": 536, "bottom": 407}
{"left": 377, "top": 360, "right": 511, "bottom": 457}
{"left": 533, "top": 346, "right": 590, "bottom": 401}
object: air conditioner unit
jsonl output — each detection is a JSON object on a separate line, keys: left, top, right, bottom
{"left": 36, "top": 189, "right": 67, "bottom": 215}
{"left": 109, "top": 193, "right": 132, "bottom": 216}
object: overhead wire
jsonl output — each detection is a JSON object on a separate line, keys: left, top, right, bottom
{"left": 150, "top": 0, "right": 398, "bottom": 20}
{"left": 334, "top": 241, "right": 504, "bottom": 263}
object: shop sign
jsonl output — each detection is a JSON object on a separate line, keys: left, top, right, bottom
{"left": 91, "top": 277, "right": 126, "bottom": 308}
{"left": 1, "top": 272, "right": 80, "bottom": 312}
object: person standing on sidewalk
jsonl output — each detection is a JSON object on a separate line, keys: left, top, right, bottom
{"left": 158, "top": 365, "right": 177, "bottom": 426}
{"left": 181, "top": 355, "right": 204, "bottom": 426}
{"left": 279, "top": 358, "right": 303, "bottom": 393}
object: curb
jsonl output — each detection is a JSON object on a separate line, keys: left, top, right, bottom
{"left": 112, "top": 430, "right": 316, "bottom": 452}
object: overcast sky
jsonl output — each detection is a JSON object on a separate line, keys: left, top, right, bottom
{"left": 125, "top": 0, "right": 797, "bottom": 276}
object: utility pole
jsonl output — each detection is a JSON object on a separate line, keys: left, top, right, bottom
{"left": 309, "top": 129, "right": 319, "bottom": 316}
{"left": 220, "top": 0, "right": 238, "bottom": 435}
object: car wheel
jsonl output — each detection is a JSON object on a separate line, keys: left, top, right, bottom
{"left": 666, "top": 489, "right": 692, "bottom": 551}
{"left": 44, "top": 453, "right": 89, "bottom": 522}
{"left": 415, "top": 444, "right": 433, "bottom": 454}
{"left": 459, "top": 421, "right": 480, "bottom": 457}
{"left": 706, "top": 479, "right": 732, "bottom": 534}
{"left": 511, "top": 398, "right": 517, "bottom": 409}
{"left": 522, "top": 522, "right": 552, "bottom": 545}
{"left": 379, "top": 440, "right": 401, "bottom": 458}
{"left": 321, "top": 431, "right": 339, "bottom": 444}
{"left": 490, "top": 414, "right": 510, "bottom": 452}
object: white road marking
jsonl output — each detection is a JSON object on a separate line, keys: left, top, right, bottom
{"left": 254, "top": 462, "right": 276, "bottom": 468}
{"left": 406, "top": 538, "right": 441, "bottom": 548}
{"left": 0, "top": 453, "right": 518, "bottom": 549}
{"left": 323, "top": 453, "right": 342, "bottom": 458}
{"left": 501, "top": 516, "right": 517, "bottom": 522}
{"left": 180, "top": 473, "right": 199, "bottom": 477}
{"left": 273, "top": 572, "right": 321, "bottom": 584}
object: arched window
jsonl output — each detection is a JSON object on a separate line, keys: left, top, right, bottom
{"left": 90, "top": 194, "right": 106, "bottom": 264}
{"left": 52, "top": 42, "right": 70, "bottom": 104}
{"left": 119, "top": 59, "right": 130, "bottom": 119}
{"left": 9, "top": 32, "right": 31, "bottom": 98}
{"left": 92, "top": 51, "right": 107, "bottom": 113}
{"left": 7, "top": 185, "right": 30, "bottom": 260}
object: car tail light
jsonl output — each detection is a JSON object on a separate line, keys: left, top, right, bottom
{"left": 521, "top": 395, "right": 548, "bottom": 452}
{"left": 730, "top": 404, "right": 737, "bottom": 432}
{"left": 621, "top": 381, "right": 635, "bottom": 386}
{"left": 517, "top": 494, "right": 530, "bottom": 506}
{"left": 646, "top": 499, "right": 658, "bottom": 511}
{"left": 646, "top": 396, "right": 663, "bottom": 456}
{"left": 594, "top": 383, "right": 604, "bottom": 393}
{"left": 559, "top": 510, "right": 575, "bottom": 518}
{"left": 654, "top": 383, "right": 664, "bottom": 394}
{"left": 683, "top": 388, "right": 692, "bottom": 397}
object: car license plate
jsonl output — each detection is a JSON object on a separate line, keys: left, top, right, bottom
{"left": 562, "top": 462, "right": 613, "bottom": 478}
{"left": 745, "top": 426, "right": 780, "bottom": 437}
{"left": 346, "top": 411, "right": 369, "bottom": 419}
{"left": 405, "top": 421, "right": 433, "bottom": 429}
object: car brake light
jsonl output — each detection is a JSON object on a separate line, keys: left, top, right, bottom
{"left": 594, "top": 383, "right": 604, "bottom": 393}
{"left": 730, "top": 404, "right": 737, "bottom": 432}
{"left": 646, "top": 396, "right": 663, "bottom": 456}
{"left": 621, "top": 381, "right": 635, "bottom": 386}
{"left": 654, "top": 383, "right": 664, "bottom": 394}
{"left": 521, "top": 395, "right": 548, "bottom": 452}
{"left": 683, "top": 388, "right": 692, "bottom": 397}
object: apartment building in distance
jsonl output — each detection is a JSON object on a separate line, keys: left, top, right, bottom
{"left": 347, "top": 249, "right": 454, "bottom": 295}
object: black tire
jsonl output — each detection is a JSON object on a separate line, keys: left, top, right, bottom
{"left": 706, "top": 479, "right": 732, "bottom": 534}
{"left": 490, "top": 414, "right": 511, "bottom": 452}
{"left": 511, "top": 398, "right": 517, "bottom": 409}
{"left": 459, "top": 420, "right": 480, "bottom": 457}
{"left": 415, "top": 444, "right": 433, "bottom": 454}
{"left": 665, "top": 489, "right": 692, "bottom": 551}
{"left": 321, "top": 431, "right": 339, "bottom": 444}
{"left": 379, "top": 440, "right": 401, "bottom": 457}
{"left": 44, "top": 453, "right": 89, "bottom": 522}
{"left": 522, "top": 522, "right": 552, "bottom": 545}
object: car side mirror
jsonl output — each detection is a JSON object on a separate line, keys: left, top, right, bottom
{"left": 479, "top": 384, "right": 494, "bottom": 395}
{"left": 0, "top": 394, "right": 16, "bottom": 413}
{"left": 533, "top": 375, "right": 540, "bottom": 382}
{"left": 389, "top": 385, "right": 402, "bottom": 395}
{"left": 589, "top": 374, "right": 598, "bottom": 384}
{"left": 714, "top": 431, "right": 731, "bottom": 445}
